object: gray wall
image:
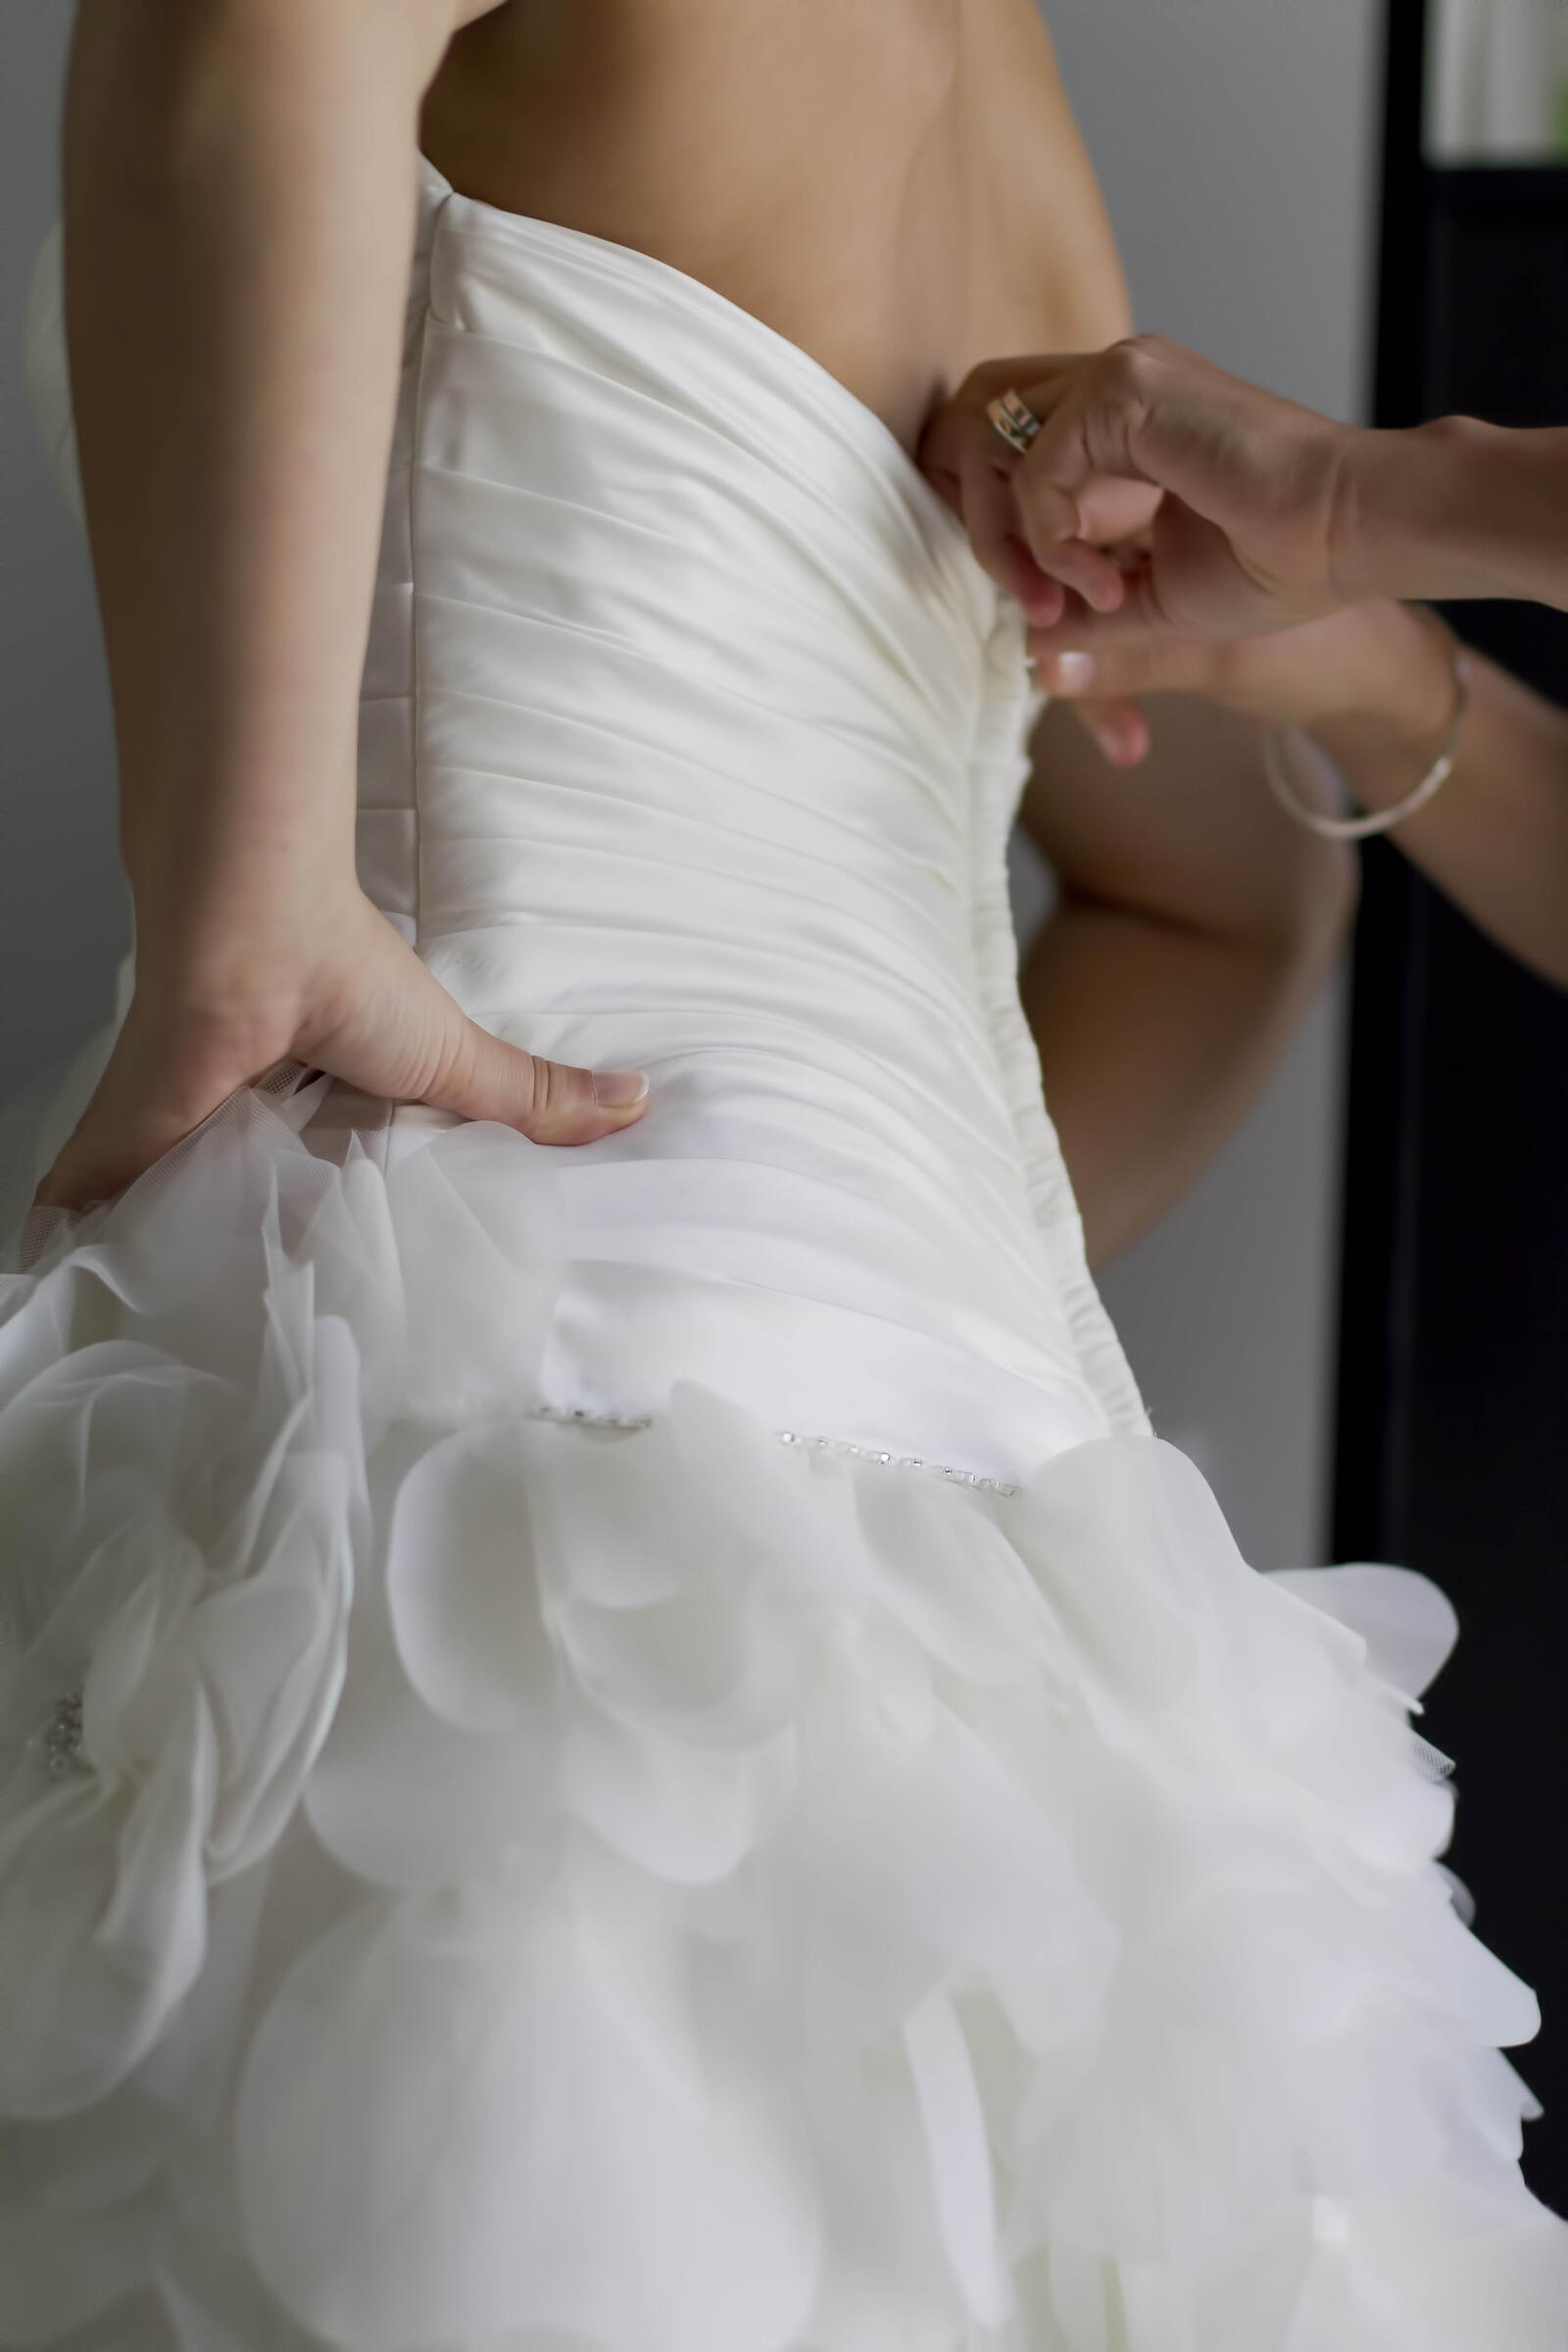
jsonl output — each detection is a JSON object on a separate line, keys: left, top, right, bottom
{"left": 1, "top": 4, "right": 123, "bottom": 1098}
{"left": 1, "top": 2, "right": 1381, "bottom": 1565}
{"left": 1042, "top": 0, "right": 1384, "bottom": 1564}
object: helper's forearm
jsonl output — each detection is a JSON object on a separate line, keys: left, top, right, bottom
{"left": 64, "top": 0, "right": 446, "bottom": 1010}
{"left": 1338, "top": 416, "right": 1568, "bottom": 613}
{"left": 1310, "top": 609, "right": 1568, "bottom": 990}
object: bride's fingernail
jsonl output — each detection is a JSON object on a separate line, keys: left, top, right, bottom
{"left": 592, "top": 1068, "right": 650, "bottom": 1108}
{"left": 1048, "top": 652, "right": 1098, "bottom": 693}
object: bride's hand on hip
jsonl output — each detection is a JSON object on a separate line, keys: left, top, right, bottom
{"left": 31, "top": 884, "right": 649, "bottom": 1216}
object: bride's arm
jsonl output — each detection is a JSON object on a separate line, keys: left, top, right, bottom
{"left": 64, "top": 0, "right": 482, "bottom": 1005}
{"left": 43, "top": 0, "right": 643, "bottom": 1210}
{"left": 1017, "top": 698, "right": 1355, "bottom": 1266}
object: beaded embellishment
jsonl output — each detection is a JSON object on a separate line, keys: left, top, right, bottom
{"left": 39, "top": 1689, "right": 85, "bottom": 1778}
{"left": 525, "top": 1402, "right": 654, "bottom": 1435}
{"left": 521, "top": 1401, "right": 1020, "bottom": 1494}
{"left": 778, "top": 1430, "right": 1018, "bottom": 1496}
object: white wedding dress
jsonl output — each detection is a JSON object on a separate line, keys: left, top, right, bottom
{"left": 3, "top": 155, "right": 1567, "bottom": 2352}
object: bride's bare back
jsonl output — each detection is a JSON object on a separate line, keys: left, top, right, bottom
{"left": 420, "top": 0, "right": 1130, "bottom": 455}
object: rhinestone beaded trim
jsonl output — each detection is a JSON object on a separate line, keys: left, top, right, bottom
{"left": 525, "top": 1402, "right": 655, "bottom": 1435}
{"left": 40, "top": 1689, "right": 85, "bottom": 1778}
{"left": 521, "top": 1402, "right": 1020, "bottom": 1495}
{"left": 778, "top": 1430, "right": 1019, "bottom": 1495}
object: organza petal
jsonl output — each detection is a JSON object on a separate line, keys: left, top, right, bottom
{"left": 1267, "top": 1562, "right": 1461, "bottom": 1701}
{"left": 233, "top": 1879, "right": 824, "bottom": 2352}
{"left": 384, "top": 1420, "right": 558, "bottom": 1736}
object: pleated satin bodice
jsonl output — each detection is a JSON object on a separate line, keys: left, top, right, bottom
{"left": 342, "top": 156, "right": 1145, "bottom": 1472}
{"left": 20, "top": 156, "right": 1143, "bottom": 1472}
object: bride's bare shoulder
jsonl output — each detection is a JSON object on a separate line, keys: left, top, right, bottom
{"left": 958, "top": 0, "right": 1133, "bottom": 357}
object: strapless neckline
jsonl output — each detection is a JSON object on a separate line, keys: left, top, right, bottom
{"left": 414, "top": 148, "right": 963, "bottom": 544}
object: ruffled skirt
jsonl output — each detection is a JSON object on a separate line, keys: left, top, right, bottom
{"left": 2, "top": 1069, "right": 1567, "bottom": 2352}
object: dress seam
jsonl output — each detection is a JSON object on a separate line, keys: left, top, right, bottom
{"left": 370, "top": 195, "right": 444, "bottom": 1179}
{"left": 969, "top": 611, "right": 1152, "bottom": 1440}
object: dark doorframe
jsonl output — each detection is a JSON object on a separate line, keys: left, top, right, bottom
{"left": 1333, "top": 0, "right": 1568, "bottom": 2213}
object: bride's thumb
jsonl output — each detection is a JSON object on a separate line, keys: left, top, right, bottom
{"left": 423, "top": 1016, "right": 648, "bottom": 1146}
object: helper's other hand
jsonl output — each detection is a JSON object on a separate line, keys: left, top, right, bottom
{"left": 1027, "top": 594, "right": 1460, "bottom": 780}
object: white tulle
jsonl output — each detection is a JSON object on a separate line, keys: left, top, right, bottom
{"left": 4, "top": 155, "right": 1567, "bottom": 2349}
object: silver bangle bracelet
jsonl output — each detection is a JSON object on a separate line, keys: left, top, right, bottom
{"left": 1262, "top": 632, "right": 1471, "bottom": 842}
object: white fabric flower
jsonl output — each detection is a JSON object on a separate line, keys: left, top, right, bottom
{"left": 0, "top": 1162, "right": 361, "bottom": 2119}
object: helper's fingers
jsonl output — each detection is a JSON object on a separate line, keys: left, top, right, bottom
{"left": 1029, "top": 631, "right": 1227, "bottom": 708}
{"left": 1024, "top": 565, "right": 1184, "bottom": 660}
{"left": 1018, "top": 526, "right": 1128, "bottom": 616}
{"left": 1013, "top": 339, "right": 1176, "bottom": 516}
{"left": 961, "top": 420, "right": 1135, "bottom": 621}
{"left": 1028, "top": 490, "right": 1317, "bottom": 651}
{"left": 1059, "top": 696, "right": 1152, "bottom": 768}
{"left": 925, "top": 354, "right": 1099, "bottom": 516}
{"left": 1013, "top": 470, "right": 1160, "bottom": 610}
{"left": 921, "top": 361, "right": 1159, "bottom": 618}
{"left": 1065, "top": 473, "right": 1164, "bottom": 551}
{"left": 953, "top": 430, "right": 1067, "bottom": 626}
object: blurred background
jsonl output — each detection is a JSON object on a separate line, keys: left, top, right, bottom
{"left": 1428, "top": 0, "right": 1568, "bottom": 161}
{"left": 0, "top": 7, "right": 122, "bottom": 1182}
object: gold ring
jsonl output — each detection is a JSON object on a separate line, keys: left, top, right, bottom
{"left": 987, "top": 389, "right": 1042, "bottom": 457}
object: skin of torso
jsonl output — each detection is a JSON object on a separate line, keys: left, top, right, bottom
{"left": 419, "top": 0, "right": 1133, "bottom": 458}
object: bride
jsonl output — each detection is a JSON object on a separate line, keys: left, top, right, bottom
{"left": 3, "top": 3, "right": 1566, "bottom": 2344}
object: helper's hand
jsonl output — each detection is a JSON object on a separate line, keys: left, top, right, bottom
{"left": 918, "top": 339, "right": 1357, "bottom": 650}
{"left": 32, "top": 880, "right": 649, "bottom": 1215}
{"left": 1026, "top": 593, "right": 1462, "bottom": 781}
